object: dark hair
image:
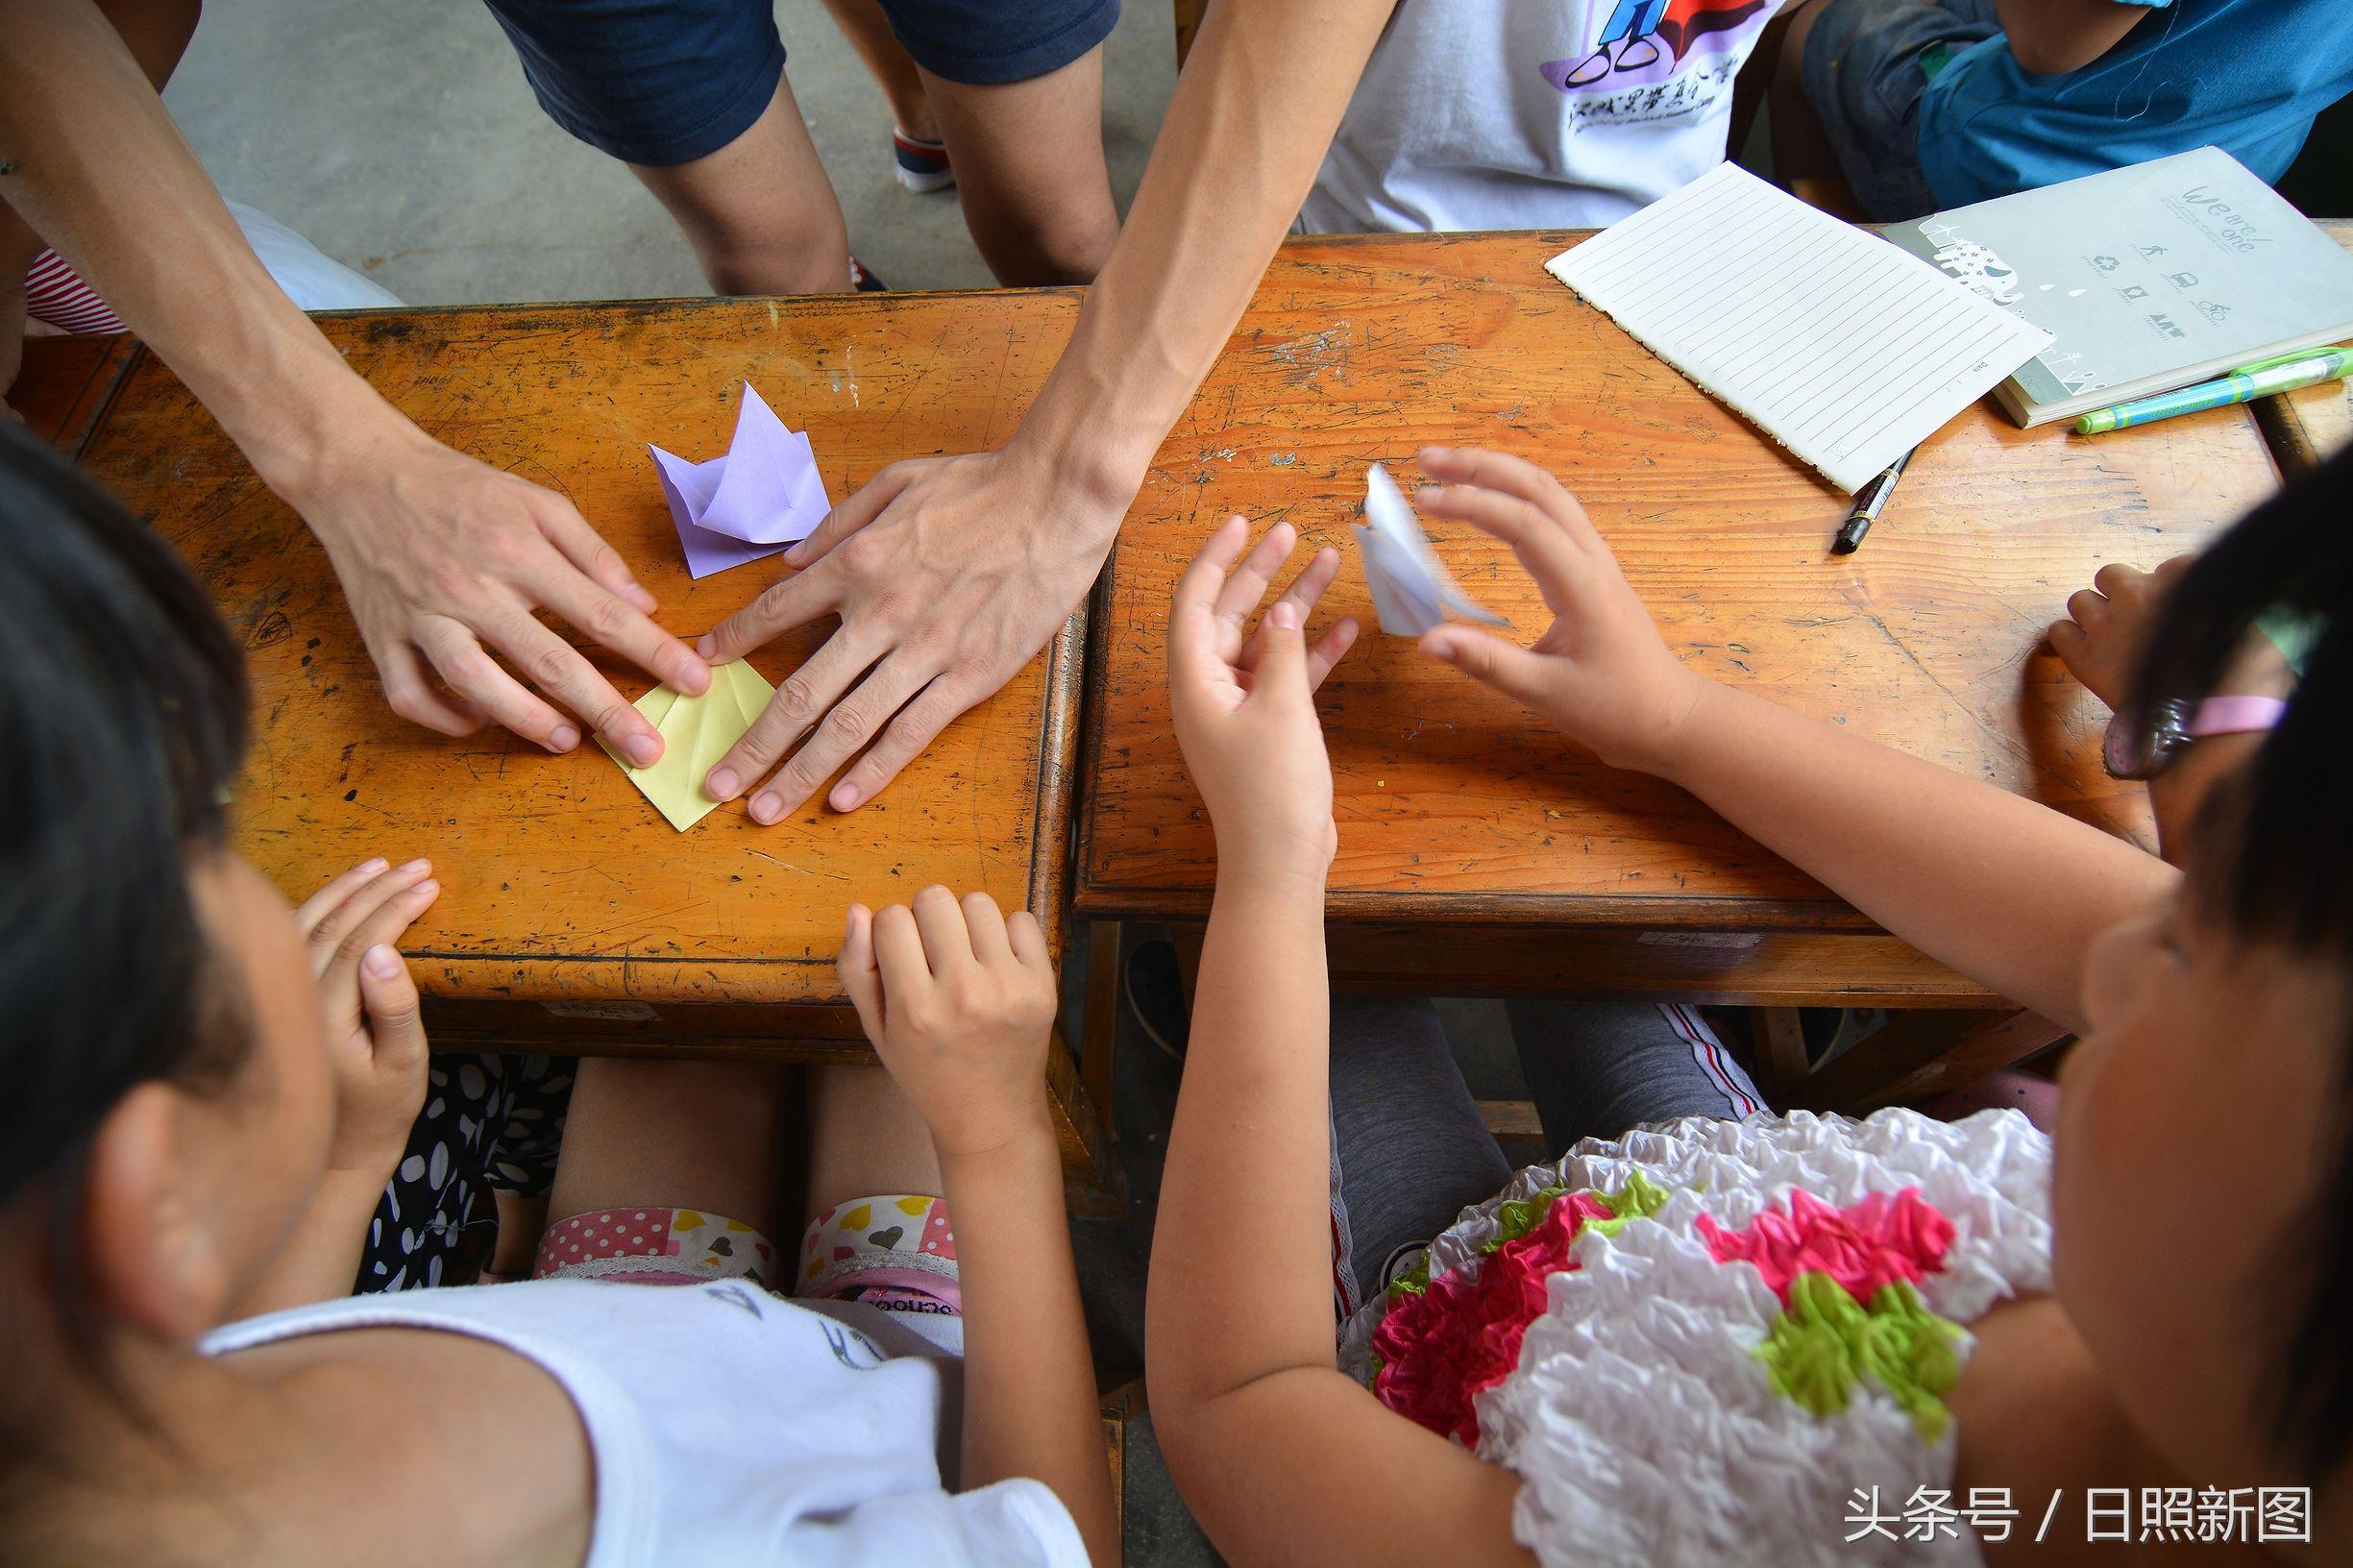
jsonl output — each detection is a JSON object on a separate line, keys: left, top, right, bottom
{"left": 0, "top": 419, "right": 250, "bottom": 1288}
{"left": 2131, "top": 444, "right": 2353, "bottom": 1481}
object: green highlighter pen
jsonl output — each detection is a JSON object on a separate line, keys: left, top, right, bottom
{"left": 2076, "top": 345, "right": 2351, "bottom": 434}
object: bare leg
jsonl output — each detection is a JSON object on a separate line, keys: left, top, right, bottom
{"left": 805, "top": 1063, "right": 943, "bottom": 1224}
{"left": 629, "top": 77, "right": 853, "bottom": 297}
{"left": 1769, "top": 0, "right": 1840, "bottom": 184}
{"left": 547, "top": 1058, "right": 791, "bottom": 1237}
{"left": 817, "top": 0, "right": 940, "bottom": 142}
{"left": 919, "top": 49, "right": 1118, "bottom": 285}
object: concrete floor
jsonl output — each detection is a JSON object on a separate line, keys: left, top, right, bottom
{"left": 160, "top": 10, "right": 1539, "bottom": 1562}
{"left": 164, "top": 0, "right": 1177, "bottom": 303}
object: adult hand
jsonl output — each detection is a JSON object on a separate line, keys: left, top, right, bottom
{"left": 696, "top": 445, "right": 1120, "bottom": 821}
{"left": 1412, "top": 446, "right": 1706, "bottom": 774}
{"left": 292, "top": 422, "right": 711, "bottom": 763}
{"left": 294, "top": 855, "right": 440, "bottom": 1180}
{"left": 1167, "top": 516, "right": 1358, "bottom": 876}
{"left": 837, "top": 886, "right": 1059, "bottom": 1161}
{"left": 2047, "top": 555, "right": 2193, "bottom": 712}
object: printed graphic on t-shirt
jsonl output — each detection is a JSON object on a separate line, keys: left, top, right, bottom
{"left": 1540, "top": 0, "right": 1775, "bottom": 128}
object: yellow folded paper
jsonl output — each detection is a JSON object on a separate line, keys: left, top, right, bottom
{"left": 601, "top": 659, "right": 776, "bottom": 831}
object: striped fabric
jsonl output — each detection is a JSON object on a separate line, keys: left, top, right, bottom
{"left": 24, "top": 249, "right": 124, "bottom": 335}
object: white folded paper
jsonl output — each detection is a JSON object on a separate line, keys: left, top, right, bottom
{"left": 1350, "top": 464, "right": 1510, "bottom": 638}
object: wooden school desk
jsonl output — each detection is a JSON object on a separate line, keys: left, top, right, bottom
{"left": 1073, "top": 229, "right": 2285, "bottom": 1115}
{"left": 17, "top": 299, "right": 1127, "bottom": 1211}
{"left": 2251, "top": 221, "right": 2353, "bottom": 473}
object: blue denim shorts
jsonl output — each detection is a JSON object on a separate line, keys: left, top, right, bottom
{"left": 1802, "top": 0, "right": 2001, "bottom": 220}
{"left": 484, "top": 0, "right": 1120, "bottom": 167}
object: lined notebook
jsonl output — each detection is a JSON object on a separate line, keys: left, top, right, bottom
{"left": 1546, "top": 164, "right": 2053, "bottom": 492}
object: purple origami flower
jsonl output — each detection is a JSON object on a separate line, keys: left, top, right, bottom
{"left": 649, "top": 382, "right": 831, "bottom": 578}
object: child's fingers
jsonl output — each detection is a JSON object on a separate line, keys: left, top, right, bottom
{"left": 1306, "top": 617, "right": 1360, "bottom": 693}
{"left": 305, "top": 859, "right": 433, "bottom": 976}
{"left": 1238, "top": 548, "right": 1343, "bottom": 674}
{"left": 356, "top": 944, "right": 429, "bottom": 1074}
{"left": 1007, "top": 910, "right": 1049, "bottom": 969}
{"left": 1415, "top": 481, "right": 1586, "bottom": 618}
{"left": 1169, "top": 516, "right": 1252, "bottom": 685}
{"left": 838, "top": 904, "right": 887, "bottom": 1040}
{"left": 911, "top": 883, "right": 976, "bottom": 973}
{"left": 295, "top": 856, "right": 391, "bottom": 939}
{"left": 871, "top": 901, "right": 934, "bottom": 995}
{"left": 1250, "top": 597, "right": 1312, "bottom": 698}
{"left": 1416, "top": 446, "right": 1600, "bottom": 551}
{"left": 1211, "top": 523, "right": 1298, "bottom": 657}
{"left": 959, "top": 891, "right": 1014, "bottom": 966}
{"left": 2047, "top": 617, "right": 2090, "bottom": 661}
{"left": 316, "top": 877, "right": 438, "bottom": 1046}
{"left": 1419, "top": 625, "right": 1553, "bottom": 708}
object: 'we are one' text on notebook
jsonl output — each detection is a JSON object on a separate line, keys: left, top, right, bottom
{"left": 1545, "top": 163, "right": 2052, "bottom": 493}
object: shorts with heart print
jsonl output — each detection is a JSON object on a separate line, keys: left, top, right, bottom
{"left": 797, "top": 1193, "right": 962, "bottom": 1317}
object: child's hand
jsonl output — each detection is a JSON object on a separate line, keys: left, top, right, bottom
{"left": 839, "top": 887, "right": 1059, "bottom": 1160}
{"left": 2048, "top": 556, "right": 2192, "bottom": 711}
{"left": 1167, "top": 517, "right": 1359, "bottom": 879}
{"left": 1412, "top": 447, "right": 1705, "bottom": 773}
{"left": 295, "top": 857, "right": 439, "bottom": 1179}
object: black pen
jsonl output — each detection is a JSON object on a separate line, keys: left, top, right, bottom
{"left": 1832, "top": 448, "right": 1914, "bottom": 554}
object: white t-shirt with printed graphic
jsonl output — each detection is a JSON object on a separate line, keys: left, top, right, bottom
{"left": 202, "top": 1279, "right": 1087, "bottom": 1568}
{"left": 1301, "top": 0, "right": 1785, "bottom": 234}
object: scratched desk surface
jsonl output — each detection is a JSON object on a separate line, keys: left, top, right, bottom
{"left": 70, "top": 296, "right": 1087, "bottom": 1007}
{"left": 1077, "top": 230, "right": 2282, "bottom": 931}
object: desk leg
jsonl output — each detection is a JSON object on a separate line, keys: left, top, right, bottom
{"left": 1783, "top": 1009, "right": 2068, "bottom": 1115}
{"left": 1079, "top": 920, "right": 1122, "bottom": 1144}
{"left": 1050, "top": 1025, "right": 1129, "bottom": 1219}
{"left": 1753, "top": 1007, "right": 1813, "bottom": 1103}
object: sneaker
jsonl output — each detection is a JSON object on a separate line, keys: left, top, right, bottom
{"left": 892, "top": 128, "right": 954, "bottom": 194}
{"left": 848, "top": 256, "right": 888, "bottom": 293}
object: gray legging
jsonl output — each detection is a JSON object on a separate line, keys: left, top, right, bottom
{"left": 1327, "top": 996, "right": 1767, "bottom": 1312}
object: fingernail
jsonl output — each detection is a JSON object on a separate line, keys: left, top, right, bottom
{"left": 411, "top": 879, "right": 438, "bottom": 898}
{"left": 627, "top": 583, "right": 658, "bottom": 612}
{"left": 696, "top": 634, "right": 718, "bottom": 659}
{"left": 830, "top": 783, "right": 861, "bottom": 811}
{"left": 1422, "top": 634, "right": 1454, "bottom": 662}
{"left": 549, "top": 724, "right": 581, "bottom": 752}
{"left": 1269, "top": 600, "right": 1301, "bottom": 630}
{"left": 363, "top": 944, "right": 402, "bottom": 978}
{"left": 707, "top": 767, "right": 739, "bottom": 799}
{"left": 783, "top": 541, "right": 809, "bottom": 566}
{"left": 750, "top": 792, "right": 782, "bottom": 823}
{"left": 399, "top": 857, "right": 430, "bottom": 874}
{"left": 626, "top": 733, "right": 661, "bottom": 767}
{"left": 357, "top": 857, "right": 388, "bottom": 875}
{"left": 843, "top": 906, "right": 858, "bottom": 942}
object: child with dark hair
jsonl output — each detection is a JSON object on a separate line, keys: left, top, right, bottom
{"left": 0, "top": 420, "right": 1113, "bottom": 1565}
{"left": 1146, "top": 447, "right": 2349, "bottom": 1564}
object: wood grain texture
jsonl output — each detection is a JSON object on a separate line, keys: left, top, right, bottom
{"left": 1077, "top": 230, "right": 2280, "bottom": 945}
{"left": 73, "top": 295, "right": 1090, "bottom": 1008}
{"left": 12, "top": 332, "right": 138, "bottom": 456}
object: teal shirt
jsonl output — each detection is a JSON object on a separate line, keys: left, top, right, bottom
{"left": 1920, "top": 0, "right": 2353, "bottom": 208}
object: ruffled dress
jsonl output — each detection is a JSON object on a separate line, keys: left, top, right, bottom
{"left": 1336, "top": 1109, "right": 2052, "bottom": 1568}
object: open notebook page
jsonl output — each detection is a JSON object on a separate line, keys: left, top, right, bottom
{"left": 1545, "top": 163, "right": 2052, "bottom": 493}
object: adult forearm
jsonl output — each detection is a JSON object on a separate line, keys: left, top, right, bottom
{"left": 947, "top": 1122, "right": 1118, "bottom": 1566}
{"left": 1011, "top": 0, "right": 1391, "bottom": 498}
{"left": 1146, "top": 866, "right": 1336, "bottom": 1417}
{"left": 1654, "top": 681, "right": 2174, "bottom": 1030}
{"left": 0, "top": 1, "right": 401, "bottom": 491}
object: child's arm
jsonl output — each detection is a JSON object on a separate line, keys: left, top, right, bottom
{"left": 838, "top": 889, "right": 1118, "bottom": 1567}
{"left": 1988, "top": 0, "right": 2151, "bottom": 75}
{"left": 235, "top": 857, "right": 438, "bottom": 1317}
{"left": 1146, "top": 521, "right": 1532, "bottom": 1567}
{"left": 1413, "top": 448, "right": 2176, "bottom": 1036}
